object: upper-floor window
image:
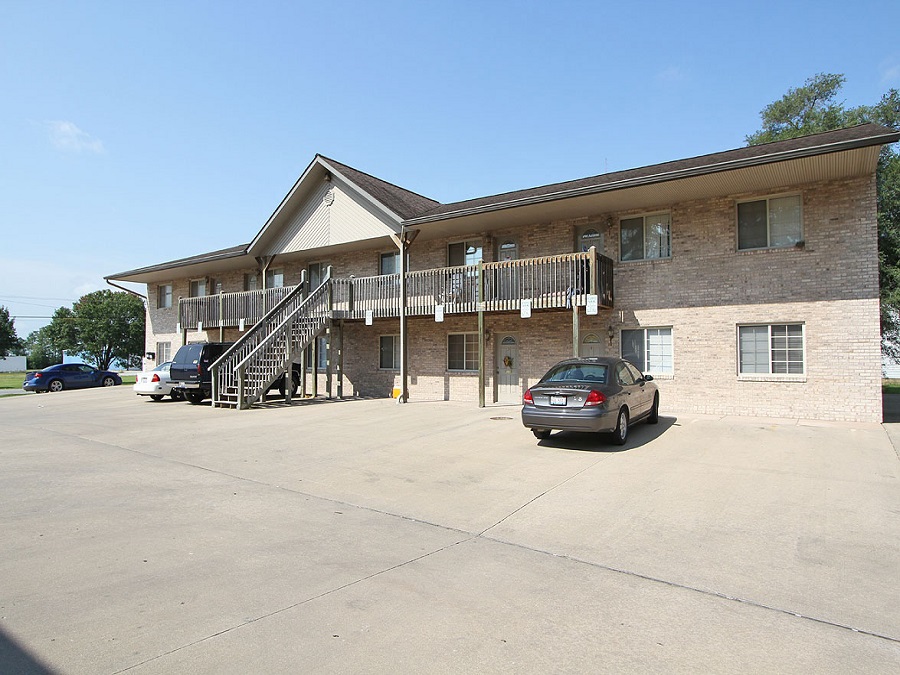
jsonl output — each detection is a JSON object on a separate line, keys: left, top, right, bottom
{"left": 244, "top": 272, "right": 259, "bottom": 291}
{"left": 266, "top": 268, "right": 284, "bottom": 288}
{"left": 380, "top": 251, "right": 400, "bottom": 275}
{"left": 578, "top": 227, "right": 603, "bottom": 253}
{"left": 308, "top": 262, "right": 328, "bottom": 288}
{"left": 498, "top": 240, "right": 518, "bottom": 261}
{"left": 157, "top": 284, "right": 172, "bottom": 309}
{"left": 448, "top": 240, "right": 482, "bottom": 267}
{"left": 737, "top": 195, "right": 802, "bottom": 250}
{"left": 620, "top": 213, "right": 671, "bottom": 261}
{"left": 189, "top": 279, "right": 207, "bottom": 297}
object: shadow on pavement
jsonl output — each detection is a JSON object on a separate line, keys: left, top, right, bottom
{"left": 0, "top": 626, "right": 56, "bottom": 674}
{"left": 536, "top": 415, "right": 678, "bottom": 452}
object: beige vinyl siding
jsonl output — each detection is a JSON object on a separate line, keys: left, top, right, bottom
{"left": 268, "top": 179, "right": 399, "bottom": 255}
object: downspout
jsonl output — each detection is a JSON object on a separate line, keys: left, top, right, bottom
{"left": 398, "top": 227, "right": 408, "bottom": 404}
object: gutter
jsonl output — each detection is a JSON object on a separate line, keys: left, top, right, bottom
{"left": 403, "top": 131, "right": 900, "bottom": 227}
{"left": 106, "top": 279, "right": 147, "bottom": 300}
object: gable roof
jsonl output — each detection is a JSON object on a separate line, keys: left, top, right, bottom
{"left": 318, "top": 155, "right": 439, "bottom": 219}
{"left": 405, "top": 123, "right": 900, "bottom": 225}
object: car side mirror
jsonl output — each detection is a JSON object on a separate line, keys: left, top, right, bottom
{"left": 643, "top": 374, "right": 654, "bottom": 381}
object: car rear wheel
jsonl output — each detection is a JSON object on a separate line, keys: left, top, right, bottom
{"left": 611, "top": 408, "right": 629, "bottom": 445}
{"left": 648, "top": 393, "right": 659, "bottom": 424}
{"left": 102, "top": 377, "right": 116, "bottom": 387}
{"left": 532, "top": 429, "right": 551, "bottom": 440}
{"left": 150, "top": 394, "right": 164, "bottom": 401}
{"left": 278, "top": 375, "right": 299, "bottom": 398}
{"left": 185, "top": 392, "right": 205, "bottom": 405}
{"left": 48, "top": 379, "right": 64, "bottom": 393}
{"left": 171, "top": 391, "right": 184, "bottom": 401}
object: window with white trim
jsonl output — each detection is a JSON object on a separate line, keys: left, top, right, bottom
{"left": 157, "top": 284, "right": 172, "bottom": 309}
{"left": 737, "top": 195, "right": 802, "bottom": 250}
{"left": 448, "top": 240, "right": 483, "bottom": 267}
{"left": 448, "top": 333, "right": 478, "bottom": 371}
{"left": 189, "top": 279, "right": 207, "bottom": 297}
{"left": 738, "top": 323, "right": 805, "bottom": 375}
{"left": 379, "top": 335, "right": 400, "bottom": 370}
{"left": 620, "top": 213, "right": 671, "bottom": 261}
{"left": 621, "top": 328, "right": 673, "bottom": 374}
{"left": 156, "top": 341, "right": 171, "bottom": 364}
{"left": 266, "top": 268, "right": 284, "bottom": 288}
{"left": 380, "top": 251, "right": 399, "bottom": 275}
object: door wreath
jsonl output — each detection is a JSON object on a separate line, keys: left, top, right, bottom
{"left": 503, "top": 355, "right": 513, "bottom": 368}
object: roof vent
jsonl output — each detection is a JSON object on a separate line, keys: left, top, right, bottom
{"left": 324, "top": 189, "right": 335, "bottom": 207}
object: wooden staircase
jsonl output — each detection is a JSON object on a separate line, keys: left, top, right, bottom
{"left": 211, "top": 269, "right": 331, "bottom": 409}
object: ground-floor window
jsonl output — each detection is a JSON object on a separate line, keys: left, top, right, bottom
{"left": 379, "top": 335, "right": 400, "bottom": 370}
{"left": 305, "top": 336, "right": 327, "bottom": 370}
{"left": 738, "top": 323, "right": 805, "bottom": 375}
{"left": 448, "top": 333, "right": 478, "bottom": 371}
{"left": 621, "top": 327, "right": 673, "bottom": 374}
{"left": 156, "top": 341, "right": 171, "bottom": 364}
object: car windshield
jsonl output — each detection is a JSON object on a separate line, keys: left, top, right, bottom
{"left": 541, "top": 363, "right": 608, "bottom": 383}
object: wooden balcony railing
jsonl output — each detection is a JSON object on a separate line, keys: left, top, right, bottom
{"left": 178, "top": 250, "right": 614, "bottom": 330}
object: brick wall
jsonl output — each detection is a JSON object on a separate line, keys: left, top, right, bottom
{"left": 143, "top": 174, "right": 882, "bottom": 421}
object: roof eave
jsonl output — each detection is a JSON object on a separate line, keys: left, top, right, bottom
{"left": 403, "top": 131, "right": 900, "bottom": 227}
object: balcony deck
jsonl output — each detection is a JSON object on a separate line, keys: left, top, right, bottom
{"left": 179, "top": 251, "right": 613, "bottom": 330}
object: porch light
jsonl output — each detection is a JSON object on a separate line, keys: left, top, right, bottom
{"left": 607, "top": 325, "right": 615, "bottom": 345}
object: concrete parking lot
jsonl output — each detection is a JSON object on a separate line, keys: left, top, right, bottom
{"left": 1, "top": 388, "right": 898, "bottom": 673}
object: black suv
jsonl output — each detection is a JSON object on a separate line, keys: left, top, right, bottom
{"left": 169, "top": 342, "right": 233, "bottom": 405}
{"left": 170, "top": 341, "right": 302, "bottom": 405}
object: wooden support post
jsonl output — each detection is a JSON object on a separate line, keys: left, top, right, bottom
{"left": 398, "top": 234, "right": 409, "bottom": 403}
{"left": 336, "top": 320, "right": 344, "bottom": 399}
{"left": 285, "top": 318, "right": 294, "bottom": 405}
{"left": 311, "top": 339, "right": 319, "bottom": 397}
{"left": 478, "top": 260, "right": 485, "bottom": 408}
{"left": 301, "top": 347, "right": 308, "bottom": 398}
{"left": 237, "top": 365, "right": 246, "bottom": 411}
{"left": 218, "top": 293, "right": 224, "bottom": 342}
{"left": 326, "top": 266, "right": 333, "bottom": 399}
{"left": 572, "top": 304, "right": 580, "bottom": 358}
{"left": 588, "top": 245, "right": 598, "bottom": 297}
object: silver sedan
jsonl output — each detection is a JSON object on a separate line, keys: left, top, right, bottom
{"left": 521, "top": 356, "right": 659, "bottom": 444}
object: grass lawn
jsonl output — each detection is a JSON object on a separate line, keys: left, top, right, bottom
{"left": 0, "top": 371, "right": 136, "bottom": 389}
{"left": 883, "top": 379, "right": 900, "bottom": 395}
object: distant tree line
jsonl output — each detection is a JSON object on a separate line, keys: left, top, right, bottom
{"left": 0, "top": 290, "right": 145, "bottom": 370}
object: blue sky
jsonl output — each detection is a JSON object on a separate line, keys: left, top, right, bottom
{"left": 2, "top": 0, "right": 899, "bottom": 337}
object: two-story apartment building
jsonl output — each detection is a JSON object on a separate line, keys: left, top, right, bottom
{"left": 107, "top": 124, "right": 900, "bottom": 422}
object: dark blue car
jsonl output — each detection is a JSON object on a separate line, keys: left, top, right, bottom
{"left": 23, "top": 364, "right": 122, "bottom": 393}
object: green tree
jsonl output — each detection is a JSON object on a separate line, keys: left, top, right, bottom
{"left": 24, "top": 306, "right": 78, "bottom": 369}
{"left": 71, "top": 290, "right": 145, "bottom": 370}
{"left": 746, "top": 74, "right": 900, "bottom": 356}
{"left": 0, "top": 305, "right": 23, "bottom": 357}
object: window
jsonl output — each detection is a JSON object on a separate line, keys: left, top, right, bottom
{"left": 244, "top": 273, "right": 259, "bottom": 291}
{"left": 621, "top": 328, "right": 673, "bottom": 374}
{"left": 448, "top": 240, "right": 483, "bottom": 267}
{"left": 737, "top": 195, "right": 802, "bottom": 250}
{"left": 739, "top": 324, "right": 805, "bottom": 375}
{"left": 578, "top": 227, "right": 602, "bottom": 253}
{"left": 305, "top": 335, "right": 328, "bottom": 369}
{"left": 189, "top": 279, "right": 207, "bottom": 297}
{"left": 448, "top": 333, "right": 478, "bottom": 371}
{"left": 266, "top": 268, "right": 284, "bottom": 288}
{"left": 380, "top": 251, "right": 400, "bottom": 275}
{"left": 156, "top": 341, "right": 171, "bottom": 363}
{"left": 379, "top": 335, "right": 400, "bottom": 370}
{"left": 620, "top": 214, "right": 671, "bottom": 261}
{"left": 308, "top": 262, "right": 328, "bottom": 288}
{"left": 157, "top": 284, "right": 172, "bottom": 309}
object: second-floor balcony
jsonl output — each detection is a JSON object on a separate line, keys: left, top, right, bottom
{"left": 178, "top": 250, "right": 614, "bottom": 331}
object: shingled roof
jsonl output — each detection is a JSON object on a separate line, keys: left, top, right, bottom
{"left": 319, "top": 155, "right": 439, "bottom": 220}
{"left": 405, "top": 123, "right": 900, "bottom": 224}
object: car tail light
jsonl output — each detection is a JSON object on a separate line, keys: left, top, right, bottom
{"left": 151, "top": 373, "right": 160, "bottom": 382}
{"left": 35, "top": 373, "right": 42, "bottom": 378}
{"left": 523, "top": 389, "right": 534, "bottom": 405}
{"left": 584, "top": 390, "right": 606, "bottom": 407}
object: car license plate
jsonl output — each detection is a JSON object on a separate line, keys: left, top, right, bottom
{"left": 550, "top": 395, "right": 567, "bottom": 406}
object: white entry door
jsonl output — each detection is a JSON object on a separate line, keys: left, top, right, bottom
{"left": 496, "top": 335, "right": 520, "bottom": 404}
{"left": 581, "top": 333, "right": 603, "bottom": 357}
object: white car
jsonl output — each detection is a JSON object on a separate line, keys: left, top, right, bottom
{"left": 133, "top": 362, "right": 182, "bottom": 401}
